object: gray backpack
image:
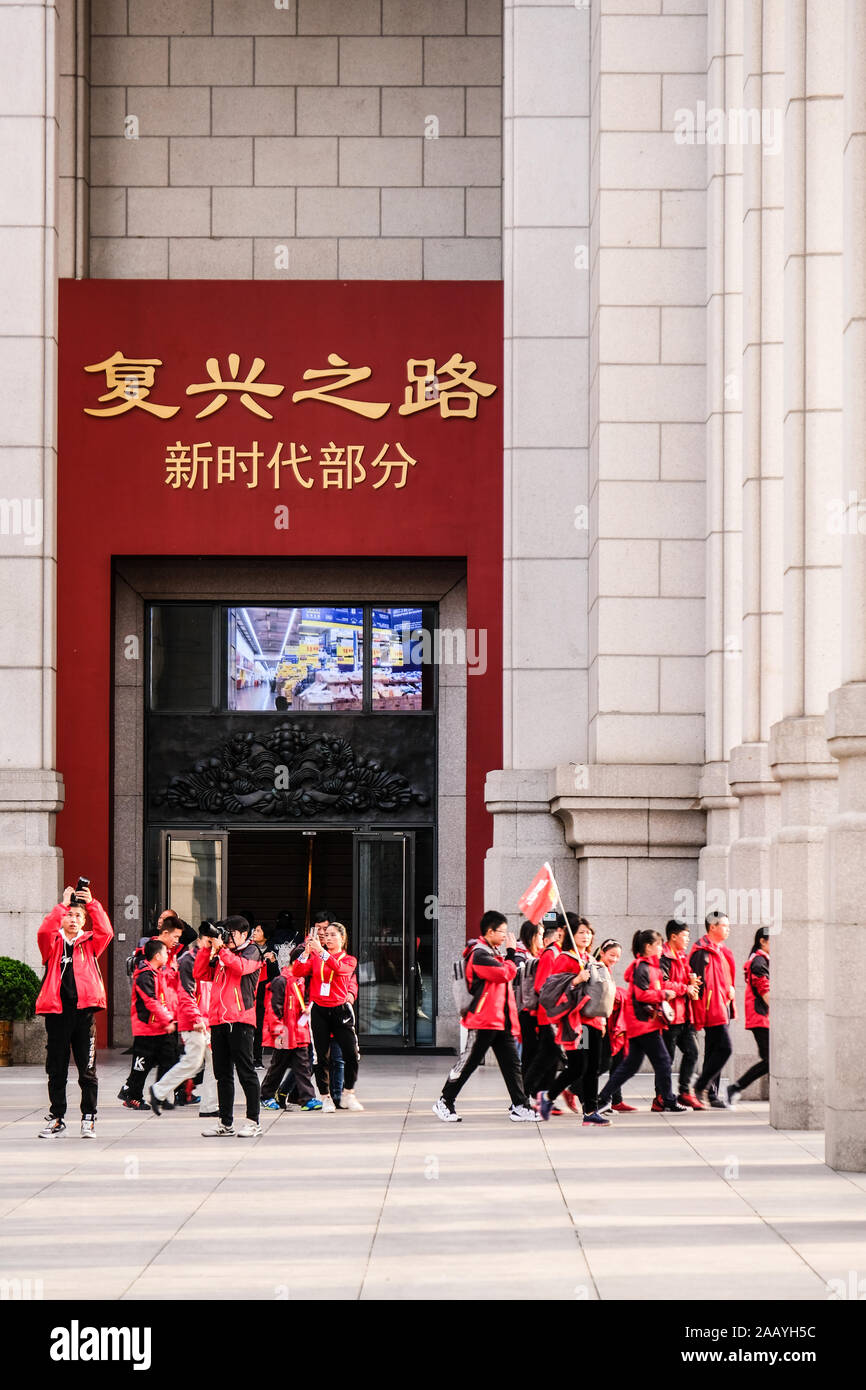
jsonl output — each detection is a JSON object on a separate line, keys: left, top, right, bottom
{"left": 451, "top": 954, "right": 474, "bottom": 1016}
{"left": 579, "top": 959, "right": 616, "bottom": 1019}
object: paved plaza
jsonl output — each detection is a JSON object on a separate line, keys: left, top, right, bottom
{"left": 1, "top": 1053, "right": 865, "bottom": 1302}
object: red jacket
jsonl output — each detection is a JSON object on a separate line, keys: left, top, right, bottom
{"left": 461, "top": 938, "right": 520, "bottom": 1035}
{"left": 292, "top": 949, "right": 357, "bottom": 1008}
{"left": 263, "top": 968, "right": 312, "bottom": 1049}
{"left": 608, "top": 985, "right": 628, "bottom": 1057}
{"left": 131, "top": 962, "right": 175, "bottom": 1035}
{"left": 623, "top": 956, "right": 670, "bottom": 1038}
{"left": 35, "top": 901, "right": 113, "bottom": 1014}
{"left": 194, "top": 940, "right": 262, "bottom": 1025}
{"left": 175, "top": 946, "right": 204, "bottom": 1031}
{"left": 688, "top": 935, "right": 737, "bottom": 1029}
{"left": 743, "top": 950, "right": 769, "bottom": 1029}
{"left": 660, "top": 943, "right": 692, "bottom": 1026}
{"left": 535, "top": 942, "right": 563, "bottom": 1025}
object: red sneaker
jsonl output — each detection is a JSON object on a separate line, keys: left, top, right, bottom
{"left": 612, "top": 1102, "right": 637, "bottom": 1113}
{"left": 562, "top": 1089, "right": 582, "bottom": 1114}
{"left": 650, "top": 1095, "right": 665, "bottom": 1113}
{"left": 679, "top": 1092, "right": 707, "bottom": 1111}
{"left": 551, "top": 1107, "right": 565, "bottom": 1116}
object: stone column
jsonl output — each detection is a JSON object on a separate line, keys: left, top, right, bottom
{"left": 485, "top": 0, "right": 589, "bottom": 915}
{"left": 728, "top": 0, "right": 789, "bottom": 1078}
{"left": 0, "top": 1, "right": 65, "bottom": 987}
{"left": 823, "top": 0, "right": 866, "bottom": 1171}
{"left": 768, "top": 0, "right": 843, "bottom": 1130}
{"left": 698, "top": 0, "right": 745, "bottom": 934}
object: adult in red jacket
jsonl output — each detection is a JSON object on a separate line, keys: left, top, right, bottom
{"left": 689, "top": 913, "right": 737, "bottom": 1106}
{"left": 728, "top": 929, "right": 770, "bottom": 1105}
{"left": 36, "top": 885, "right": 113, "bottom": 1139}
{"left": 433, "top": 911, "right": 539, "bottom": 1123}
{"left": 522, "top": 916, "right": 567, "bottom": 1102}
{"left": 195, "top": 916, "right": 263, "bottom": 1137}
{"left": 659, "top": 921, "right": 702, "bottom": 1109}
{"left": 260, "top": 958, "right": 319, "bottom": 1110}
{"left": 596, "top": 930, "right": 688, "bottom": 1114}
{"left": 125, "top": 939, "right": 178, "bottom": 1106}
{"left": 293, "top": 920, "right": 363, "bottom": 1111}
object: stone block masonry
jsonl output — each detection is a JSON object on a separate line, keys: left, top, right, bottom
{"left": 87, "top": 0, "right": 502, "bottom": 280}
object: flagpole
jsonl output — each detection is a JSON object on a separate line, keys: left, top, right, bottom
{"left": 544, "top": 862, "right": 579, "bottom": 954}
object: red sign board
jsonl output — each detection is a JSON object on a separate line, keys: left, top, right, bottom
{"left": 58, "top": 279, "right": 503, "bottom": 1037}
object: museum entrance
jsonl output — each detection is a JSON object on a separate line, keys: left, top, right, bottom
{"left": 159, "top": 826, "right": 432, "bottom": 1049}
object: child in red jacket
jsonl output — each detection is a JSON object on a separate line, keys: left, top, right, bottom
{"left": 727, "top": 928, "right": 770, "bottom": 1105}
{"left": 260, "top": 956, "right": 321, "bottom": 1111}
{"left": 596, "top": 930, "right": 688, "bottom": 1114}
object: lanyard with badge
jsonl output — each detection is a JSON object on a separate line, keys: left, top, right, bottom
{"left": 319, "top": 955, "right": 335, "bottom": 998}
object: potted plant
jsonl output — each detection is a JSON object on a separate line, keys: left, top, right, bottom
{"left": 0, "top": 957, "right": 42, "bottom": 1066}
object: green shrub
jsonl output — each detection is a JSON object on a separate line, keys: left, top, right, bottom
{"left": 0, "top": 957, "right": 42, "bottom": 1021}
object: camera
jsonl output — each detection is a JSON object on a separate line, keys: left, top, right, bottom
{"left": 199, "top": 920, "right": 230, "bottom": 944}
{"left": 70, "top": 876, "right": 90, "bottom": 907}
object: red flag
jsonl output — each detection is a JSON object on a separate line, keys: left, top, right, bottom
{"left": 518, "top": 862, "right": 558, "bottom": 925}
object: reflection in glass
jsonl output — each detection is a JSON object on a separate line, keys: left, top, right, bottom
{"left": 356, "top": 838, "right": 406, "bottom": 1037}
{"left": 371, "top": 607, "right": 425, "bottom": 710}
{"left": 227, "top": 606, "right": 364, "bottom": 713}
{"left": 167, "top": 838, "right": 222, "bottom": 926}
{"left": 150, "top": 606, "right": 214, "bottom": 710}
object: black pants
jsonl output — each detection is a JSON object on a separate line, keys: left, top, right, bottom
{"left": 548, "top": 1049, "right": 583, "bottom": 1104}
{"left": 126, "top": 1033, "right": 178, "bottom": 1101}
{"left": 261, "top": 1045, "right": 314, "bottom": 1104}
{"left": 311, "top": 1003, "right": 359, "bottom": 1094}
{"left": 598, "top": 1030, "right": 675, "bottom": 1108}
{"left": 548, "top": 1027, "right": 604, "bottom": 1112}
{"left": 518, "top": 1010, "right": 540, "bottom": 1081}
{"left": 523, "top": 1023, "right": 563, "bottom": 1097}
{"left": 695, "top": 1023, "right": 733, "bottom": 1093}
{"left": 210, "top": 1021, "right": 260, "bottom": 1124}
{"left": 735, "top": 1028, "right": 769, "bottom": 1093}
{"left": 45, "top": 1008, "right": 97, "bottom": 1119}
{"left": 441, "top": 1029, "right": 528, "bottom": 1108}
{"left": 598, "top": 1033, "right": 623, "bottom": 1105}
{"left": 663, "top": 1021, "right": 699, "bottom": 1095}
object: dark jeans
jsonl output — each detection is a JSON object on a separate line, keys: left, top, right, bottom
{"left": 311, "top": 1004, "right": 359, "bottom": 1094}
{"left": 695, "top": 1023, "right": 733, "bottom": 1094}
{"left": 548, "top": 1049, "right": 583, "bottom": 1103}
{"left": 598, "top": 1030, "right": 675, "bottom": 1108}
{"left": 518, "top": 1011, "right": 540, "bottom": 1080}
{"left": 329, "top": 1041, "right": 345, "bottom": 1101}
{"left": 261, "top": 1045, "right": 314, "bottom": 1104}
{"left": 663, "top": 1021, "right": 699, "bottom": 1095}
{"left": 210, "top": 1021, "right": 260, "bottom": 1124}
{"left": 45, "top": 1007, "right": 97, "bottom": 1119}
{"left": 126, "top": 1033, "right": 177, "bottom": 1101}
{"left": 441, "top": 1029, "right": 528, "bottom": 1108}
{"left": 735, "top": 1028, "right": 769, "bottom": 1093}
{"left": 523, "top": 1022, "right": 562, "bottom": 1097}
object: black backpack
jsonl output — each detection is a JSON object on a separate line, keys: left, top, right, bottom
{"left": 514, "top": 954, "right": 541, "bottom": 1013}
{"left": 125, "top": 944, "right": 146, "bottom": 979}
{"left": 538, "top": 970, "right": 585, "bottom": 1023}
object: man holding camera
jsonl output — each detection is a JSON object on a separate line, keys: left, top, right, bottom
{"left": 148, "top": 926, "right": 210, "bottom": 1116}
{"left": 194, "top": 916, "right": 263, "bottom": 1137}
{"left": 35, "top": 881, "right": 114, "bottom": 1139}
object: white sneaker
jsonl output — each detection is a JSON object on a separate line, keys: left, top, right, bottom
{"left": 432, "top": 1097, "right": 461, "bottom": 1123}
{"left": 201, "top": 1122, "right": 235, "bottom": 1137}
{"left": 509, "top": 1104, "right": 541, "bottom": 1123}
{"left": 341, "top": 1091, "right": 364, "bottom": 1111}
{"left": 80, "top": 1116, "right": 97, "bottom": 1139}
{"left": 236, "top": 1120, "right": 262, "bottom": 1138}
{"left": 38, "top": 1116, "right": 66, "bottom": 1139}
{"left": 321, "top": 1095, "right": 337, "bottom": 1113}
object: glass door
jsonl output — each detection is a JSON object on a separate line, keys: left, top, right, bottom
{"left": 161, "top": 831, "right": 227, "bottom": 927}
{"left": 353, "top": 831, "right": 414, "bottom": 1047}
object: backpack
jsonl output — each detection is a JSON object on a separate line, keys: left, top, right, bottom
{"left": 538, "top": 970, "right": 585, "bottom": 1023}
{"left": 514, "top": 954, "right": 540, "bottom": 1013}
{"left": 125, "top": 944, "right": 146, "bottom": 979}
{"left": 451, "top": 953, "right": 475, "bottom": 1017}
{"left": 579, "top": 959, "right": 617, "bottom": 1019}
